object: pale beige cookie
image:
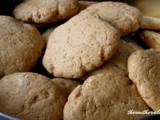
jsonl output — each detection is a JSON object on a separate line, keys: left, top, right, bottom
{"left": 0, "top": 72, "right": 66, "bottom": 120}
{"left": 52, "top": 78, "right": 81, "bottom": 97}
{"left": 81, "top": 39, "right": 142, "bottom": 80}
{"left": 80, "top": 1, "right": 142, "bottom": 36}
{"left": 64, "top": 74, "right": 150, "bottom": 120}
{"left": 79, "top": 1, "right": 97, "bottom": 11}
{"left": 43, "top": 15, "right": 120, "bottom": 78}
{"left": 139, "top": 30, "right": 160, "bottom": 50}
{"left": 42, "top": 27, "right": 56, "bottom": 44}
{"left": 13, "top": 0, "right": 79, "bottom": 24}
{"left": 140, "top": 16, "right": 160, "bottom": 30}
{"left": 128, "top": 49, "right": 160, "bottom": 111}
{"left": 0, "top": 16, "right": 45, "bottom": 78}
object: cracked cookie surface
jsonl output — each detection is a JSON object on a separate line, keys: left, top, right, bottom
{"left": 64, "top": 74, "right": 149, "bottom": 120}
{"left": 13, "top": 0, "right": 79, "bottom": 23}
{"left": 80, "top": 2, "right": 142, "bottom": 36}
{"left": 43, "top": 14, "right": 120, "bottom": 78}
{"left": 0, "top": 72, "right": 66, "bottom": 120}
{"left": 128, "top": 49, "right": 160, "bottom": 111}
{"left": 0, "top": 16, "right": 45, "bottom": 78}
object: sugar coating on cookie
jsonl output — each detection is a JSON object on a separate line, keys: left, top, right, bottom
{"left": 0, "top": 72, "right": 66, "bottom": 120}
{"left": 140, "top": 16, "right": 160, "bottom": 30}
{"left": 0, "top": 16, "right": 45, "bottom": 78}
{"left": 43, "top": 15, "right": 120, "bottom": 78}
{"left": 81, "top": 39, "right": 142, "bottom": 80}
{"left": 140, "top": 30, "right": 160, "bottom": 50}
{"left": 52, "top": 78, "right": 80, "bottom": 97}
{"left": 64, "top": 74, "right": 149, "bottom": 120}
{"left": 13, "top": 0, "right": 79, "bottom": 23}
{"left": 80, "top": 1, "right": 142, "bottom": 36}
{"left": 128, "top": 49, "right": 160, "bottom": 111}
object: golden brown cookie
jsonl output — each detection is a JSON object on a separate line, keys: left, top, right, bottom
{"left": 43, "top": 14, "right": 120, "bottom": 78}
{"left": 81, "top": 39, "right": 142, "bottom": 80}
{"left": 52, "top": 78, "right": 80, "bottom": 97}
{"left": 13, "top": 0, "right": 79, "bottom": 24}
{"left": 0, "top": 72, "right": 66, "bottom": 120}
{"left": 80, "top": 1, "right": 142, "bottom": 36}
{"left": 128, "top": 49, "right": 160, "bottom": 111}
{"left": 64, "top": 74, "right": 150, "bottom": 120}
{"left": 139, "top": 30, "right": 160, "bottom": 50}
{"left": 140, "top": 16, "right": 160, "bottom": 30}
{"left": 0, "top": 16, "right": 45, "bottom": 78}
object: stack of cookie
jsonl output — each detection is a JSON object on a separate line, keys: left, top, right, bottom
{"left": 0, "top": 0, "right": 160, "bottom": 120}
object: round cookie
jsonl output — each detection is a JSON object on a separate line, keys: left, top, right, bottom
{"left": 139, "top": 30, "right": 160, "bottom": 50}
{"left": 0, "top": 16, "right": 45, "bottom": 78}
{"left": 52, "top": 78, "right": 81, "bottom": 98}
{"left": 140, "top": 16, "right": 160, "bottom": 30}
{"left": 0, "top": 72, "right": 66, "bottom": 120}
{"left": 13, "top": 0, "right": 79, "bottom": 24}
{"left": 43, "top": 14, "right": 120, "bottom": 78}
{"left": 81, "top": 39, "right": 142, "bottom": 80}
{"left": 64, "top": 74, "right": 150, "bottom": 120}
{"left": 128, "top": 49, "right": 160, "bottom": 111}
{"left": 80, "top": 1, "right": 142, "bottom": 36}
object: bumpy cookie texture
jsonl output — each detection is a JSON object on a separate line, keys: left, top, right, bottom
{"left": 140, "top": 16, "right": 160, "bottom": 30}
{"left": 0, "top": 72, "right": 66, "bottom": 120}
{"left": 81, "top": 39, "right": 142, "bottom": 80}
{"left": 13, "top": 0, "right": 79, "bottom": 23}
{"left": 140, "top": 30, "right": 160, "bottom": 50}
{"left": 43, "top": 14, "right": 120, "bottom": 78}
{"left": 52, "top": 78, "right": 81, "bottom": 98}
{"left": 80, "top": 1, "right": 142, "bottom": 36}
{"left": 0, "top": 16, "right": 45, "bottom": 78}
{"left": 128, "top": 49, "right": 160, "bottom": 111}
{"left": 64, "top": 74, "right": 149, "bottom": 120}
{"left": 79, "top": 1, "right": 97, "bottom": 11}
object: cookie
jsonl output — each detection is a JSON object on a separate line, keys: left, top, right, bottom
{"left": 0, "top": 16, "right": 45, "bottom": 78}
{"left": 128, "top": 49, "right": 160, "bottom": 111}
{"left": 79, "top": 1, "right": 97, "bottom": 11}
{"left": 140, "top": 16, "right": 160, "bottom": 30}
{"left": 42, "top": 27, "right": 56, "bottom": 43}
{"left": 0, "top": 72, "right": 66, "bottom": 120}
{"left": 43, "top": 15, "right": 120, "bottom": 78}
{"left": 81, "top": 39, "right": 142, "bottom": 80}
{"left": 64, "top": 74, "right": 149, "bottom": 120}
{"left": 139, "top": 30, "right": 160, "bottom": 50}
{"left": 80, "top": 1, "right": 142, "bottom": 36}
{"left": 52, "top": 78, "right": 80, "bottom": 97}
{"left": 13, "top": 0, "right": 79, "bottom": 24}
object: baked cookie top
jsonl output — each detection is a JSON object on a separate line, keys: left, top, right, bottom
{"left": 140, "top": 30, "right": 160, "bottom": 50}
{"left": 13, "top": 0, "right": 79, "bottom": 23}
{"left": 52, "top": 78, "right": 80, "bottom": 98}
{"left": 0, "top": 72, "right": 66, "bottom": 120}
{"left": 128, "top": 49, "right": 160, "bottom": 111}
{"left": 0, "top": 16, "right": 45, "bottom": 78}
{"left": 80, "top": 1, "right": 142, "bottom": 36}
{"left": 140, "top": 16, "right": 160, "bottom": 30}
{"left": 81, "top": 39, "right": 142, "bottom": 80}
{"left": 64, "top": 74, "right": 149, "bottom": 120}
{"left": 43, "top": 14, "right": 120, "bottom": 78}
